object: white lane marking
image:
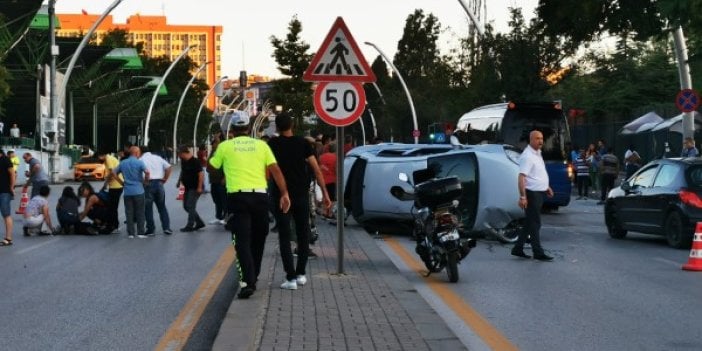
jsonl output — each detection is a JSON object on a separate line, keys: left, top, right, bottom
{"left": 16, "top": 237, "right": 59, "bottom": 255}
{"left": 377, "top": 239, "right": 491, "bottom": 351}
{"left": 654, "top": 257, "right": 683, "bottom": 268}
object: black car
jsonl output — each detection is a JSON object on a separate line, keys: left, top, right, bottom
{"left": 605, "top": 158, "right": 702, "bottom": 248}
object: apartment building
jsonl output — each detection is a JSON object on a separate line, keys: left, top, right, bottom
{"left": 57, "top": 13, "right": 222, "bottom": 108}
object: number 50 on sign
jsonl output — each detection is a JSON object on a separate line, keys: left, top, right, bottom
{"left": 313, "top": 82, "right": 366, "bottom": 127}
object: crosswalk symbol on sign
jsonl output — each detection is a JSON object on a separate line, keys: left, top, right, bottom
{"left": 303, "top": 17, "right": 376, "bottom": 83}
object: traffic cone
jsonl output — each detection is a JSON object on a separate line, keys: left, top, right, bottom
{"left": 682, "top": 223, "right": 702, "bottom": 271}
{"left": 176, "top": 185, "right": 185, "bottom": 200}
{"left": 15, "top": 188, "right": 28, "bottom": 214}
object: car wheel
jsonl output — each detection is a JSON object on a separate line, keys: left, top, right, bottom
{"left": 664, "top": 211, "right": 692, "bottom": 249}
{"left": 605, "top": 206, "right": 627, "bottom": 239}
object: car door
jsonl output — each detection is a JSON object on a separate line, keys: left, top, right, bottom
{"left": 617, "top": 164, "right": 659, "bottom": 231}
{"left": 648, "top": 163, "right": 684, "bottom": 228}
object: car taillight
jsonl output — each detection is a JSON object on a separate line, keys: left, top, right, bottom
{"left": 567, "top": 163, "right": 574, "bottom": 180}
{"left": 679, "top": 190, "right": 702, "bottom": 208}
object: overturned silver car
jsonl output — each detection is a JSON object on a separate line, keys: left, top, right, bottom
{"left": 343, "top": 143, "right": 525, "bottom": 242}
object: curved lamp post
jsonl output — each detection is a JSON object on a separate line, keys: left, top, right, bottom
{"left": 456, "top": 0, "right": 485, "bottom": 37}
{"left": 58, "top": 0, "right": 124, "bottom": 109}
{"left": 52, "top": 0, "right": 124, "bottom": 182}
{"left": 364, "top": 41, "right": 418, "bottom": 144}
{"left": 143, "top": 44, "right": 197, "bottom": 146}
{"left": 192, "top": 75, "right": 229, "bottom": 149}
{"left": 172, "top": 61, "right": 209, "bottom": 164}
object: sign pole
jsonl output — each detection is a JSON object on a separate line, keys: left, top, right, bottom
{"left": 336, "top": 126, "right": 345, "bottom": 275}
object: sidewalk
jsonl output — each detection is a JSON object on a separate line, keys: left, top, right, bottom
{"left": 213, "top": 218, "right": 466, "bottom": 351}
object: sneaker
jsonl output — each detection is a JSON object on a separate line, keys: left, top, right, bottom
{"left": 296, "top": 275, "right": 307, "bottom": 286}
{"left": 280, "top": 280, "right": 298, "bottom": 290}
{"left": 219, "top": 219, "right": 227, "bottom": 225}
{"left": 237, "top": 286, "right": 255, "bottom": 299}
{"left": 164, "top": 229, "right": 173, "bottom": 235}
{"left": 193, "top": 222, "right": 206, "bottom": 231}
{"left": 136, "top": 234, "right": 148, "bottom": 239}
{"left": 128, "top": 235, "right": 135, "bottom": 239}
{"left": 208, "top": 219, "right": 221, "bottom": 225}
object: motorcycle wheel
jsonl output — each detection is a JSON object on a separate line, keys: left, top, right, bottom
{"left": 446, "top": 252, "right": 459, "bottom": 283}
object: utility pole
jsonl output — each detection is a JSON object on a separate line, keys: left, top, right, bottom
{"left": 48, "top": 0, "right": 60, "bottom": 182}
{"left": 672, "top": 26, "right": 694, "bottom": 139}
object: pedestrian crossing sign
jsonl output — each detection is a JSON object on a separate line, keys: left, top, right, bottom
{"left": 303, "top": 17, "right": 376, "bottom": 83}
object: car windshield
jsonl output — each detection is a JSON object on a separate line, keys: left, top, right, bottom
{"left": 77, "top": 157, "right": 100, "bottom": 164}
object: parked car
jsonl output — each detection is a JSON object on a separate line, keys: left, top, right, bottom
{"left": 604, "top": 157, "right": 702, "bottom": 248}
{"left": 343, "top": 143, "right": 525, "bottom": 242}
{"left": 74, "top": 157, "right": 106, "bottom": 181}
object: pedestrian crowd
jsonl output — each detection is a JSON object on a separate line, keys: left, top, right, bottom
{"left": 568, "top": 139, "right": 621, "bottom": 205}
{"left": 0, "top": 113, "right": 356, "bottom": 303}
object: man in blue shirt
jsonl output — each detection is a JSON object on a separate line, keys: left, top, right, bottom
{"left": 681, "top": 137, "right": 699, "bottom": 158}
{"left": 113, "top": 146, "right": 150, "bottom": 238}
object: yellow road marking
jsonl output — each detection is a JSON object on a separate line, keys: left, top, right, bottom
{"left": 385, "top": 237, "right": 518, "bottom": 351}
{"left": 155, "top": 245, "right": 236, "bottom": 351}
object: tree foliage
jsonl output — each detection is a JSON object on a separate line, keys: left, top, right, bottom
{"left": 269, "top": 16, "right": 314, "bottom": 127}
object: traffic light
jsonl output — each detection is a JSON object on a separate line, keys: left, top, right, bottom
{"left": 429, "top": 133, "right": 435, "bottom": 141}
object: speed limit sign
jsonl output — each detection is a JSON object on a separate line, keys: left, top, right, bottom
{"left": 313, "top": 82, "right": 366, "bottom": 127}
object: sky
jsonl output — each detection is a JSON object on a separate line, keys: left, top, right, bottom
{"left": 53, "top": 0, "right": 539, "bottom": 79}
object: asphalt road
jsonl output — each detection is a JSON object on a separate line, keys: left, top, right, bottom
{"left": 380, "top": 195, "right": 702, "bottom": 351}
{"left": 0, "top": 177, "right": 235, "bottom": 351}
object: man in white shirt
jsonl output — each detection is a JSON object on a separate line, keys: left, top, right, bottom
{"left": 514, "top": 130, "right": 554, "bottom": 261}
{"left": 140, "top": 145, "right": 173, "bottom": 235}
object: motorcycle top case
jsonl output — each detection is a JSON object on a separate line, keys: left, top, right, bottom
{"left": 414, "top": 176, "right": 462, "bottom": 209}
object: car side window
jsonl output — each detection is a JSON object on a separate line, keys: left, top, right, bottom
{"left": 631, "top": 166, "right": 658, "bottom": 188}
{"left": 653, "top": 164, "right": 681, "bottom": 188}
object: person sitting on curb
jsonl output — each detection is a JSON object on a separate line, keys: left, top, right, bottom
{"left": 23, "top": 185, "right": 56, "bottom": 236}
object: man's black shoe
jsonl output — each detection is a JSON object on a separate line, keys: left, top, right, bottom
{"left": 534, "top": 254, "right": 554, "bottom": 261}
{"left": 511, "top": 250, "right": 531, "bottom": 259}
{"left": 180, "top": 226, "right": 195, "bottom": 232}
{"left": 237, "top": 286, "right": 255, "bottom": 299}
{"left": 193, "top": 222, "right": 206, "bottom": 231}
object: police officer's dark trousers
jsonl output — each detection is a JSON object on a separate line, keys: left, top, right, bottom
{"left": 227, "top": 192, "right": 270, "bottom": 287}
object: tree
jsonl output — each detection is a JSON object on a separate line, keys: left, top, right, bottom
{"left": 269, "top": 16, "right": 314, "bottom": 127}
{"left": 100, "top": 28, "right": 144, "bottom": 53}
{"left": 537, "top": 0, "right": 702, "bottom": 84}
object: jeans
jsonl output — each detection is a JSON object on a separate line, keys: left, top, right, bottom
{"left": 600, "top": 173, "right": 617, "bottom": 201}
{"left": 30, "top": 180, "right": 49, "bottom": 198}
{"left": 227, "top": 192, "right": 270, "bottom": 287}
{"left": 576, "top": 175, "right": 590, "bottom": 197}
{"left": 514, "top": 190, "right": 545, "bottom": 256}
{"left": 272, "top": 191, "right": 310, "bottom": 281}
{"left": 211, "top": 183, "right": 227, "bottom": 220}
{"left": 107, "top": 188, "right": 123, "bottom": 229}
{"left": 123, "top": 194, "right": 145, "bottom": 236}
{"left": 145, "top": 180, "right": 170, "bottom": 232}
{"left": 183, "top": 189, "right": 204, "bottom": 227}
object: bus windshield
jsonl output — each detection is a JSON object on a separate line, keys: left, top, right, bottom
{"left": 501, "top": 107, "right": 569, "bottom": 161}
{"left": 457, "top": 103, "right": 570, "bottom": 161}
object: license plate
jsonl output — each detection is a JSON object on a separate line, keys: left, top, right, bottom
{"left": 84, "top": 172, "right": 92, "bottom": 176}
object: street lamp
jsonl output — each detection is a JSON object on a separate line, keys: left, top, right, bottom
{"left": 456, "top": 0, "right": 485, "bottom": 37}
{"left": 53, "top": 0, "right": 125, "bottom": 182}
{"left": 191, "top": 76, "right": 229, "bottom": 150}
{"left": 364, "top": 41, "right": 418, "bottom": 144}
{"left": 144, "top": 44, "right": 197, "bottom": 146}
{"left": 92, "top": 86, "right": 152, "bottom": 150}
{"left": 172, "top": 61, "right": 209, "bottom": 164}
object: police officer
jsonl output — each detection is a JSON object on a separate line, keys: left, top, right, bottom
{"left": 209, "top": 111, "right": 290, "bottom": 299}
